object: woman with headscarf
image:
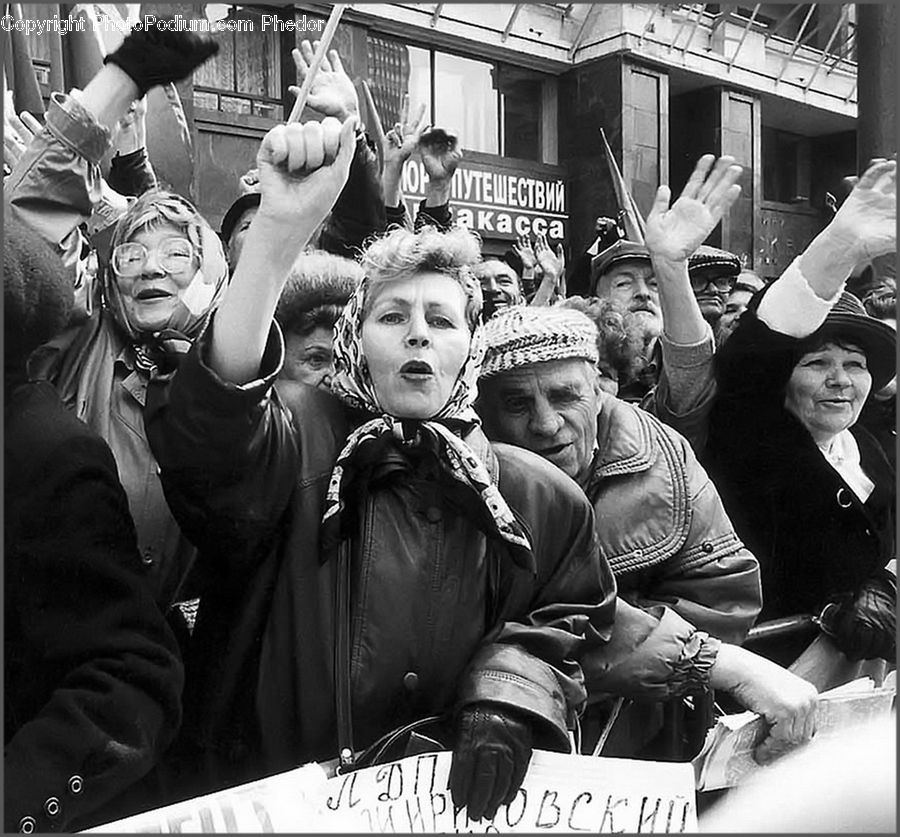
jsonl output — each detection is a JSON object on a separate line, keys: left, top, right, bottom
{"left": 706, "top": 159, "right": 896, "bottom": 669}
{"left": 7, "top": 33, "right": 225, "bottom": 614}
{"left": 146, "top": 119, "right": 618, "bottom": 820}
{"left": 30, "top": 191, "right": 228, "bottom": 611}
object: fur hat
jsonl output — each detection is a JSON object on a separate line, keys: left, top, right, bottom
{"left": 479, "top": 305, "right": 599, "bottom": 379}
{"left": 4, "top": 210, "right": 74, "bottom": 375}
{"left": 275, "top": 251, "right": 363, "bottom": 334}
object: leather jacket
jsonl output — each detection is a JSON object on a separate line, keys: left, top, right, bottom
{"left": 585, "top": 393, "right": 762, "bottom": 646}
{"left": 145, "top": 321, "right": 620, "bottom": 795}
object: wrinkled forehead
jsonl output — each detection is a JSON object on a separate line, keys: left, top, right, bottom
{"left": 797, "top": 339, "right": 867, "bottom": 361}
{"left": 126, "top": 218, "right": 188, "bottom": 245}
{"left": 485, "top": 358, "right": 595, "bottom": 394}
{"left": 363, "top": 270, "right": 469, "bottom": 314}
{"left": 598, "top": 259, "right": 654, "bottom": 287}
{"left": 476, "top": 260, "right": 518, "bottom": 282}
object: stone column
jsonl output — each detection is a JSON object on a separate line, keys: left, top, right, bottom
{"left": 855, "top": 3, "right": 897, "bottom": 172}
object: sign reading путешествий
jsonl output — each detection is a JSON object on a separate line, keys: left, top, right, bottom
{"left": 400, "top": 158, "right": 568, "bottom": 243}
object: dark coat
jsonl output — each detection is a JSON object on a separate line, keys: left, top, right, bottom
{"left": 318, "top": 132, "right": 387, "bottom": 259}
{"left": 4, "top": 381, "right": 184, "bottom": 833}
{"left": 705, "top": 302, "right": 895, "bottom": 663}
{"left": 145, "top": 325, "right": 618, "bottom": 801}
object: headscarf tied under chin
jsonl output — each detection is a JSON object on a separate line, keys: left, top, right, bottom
{"left": 104, "top": 190, "right": 229, "bottom": 374}
{"left": 324, "top": 270, "right": 532, "bottom": 556}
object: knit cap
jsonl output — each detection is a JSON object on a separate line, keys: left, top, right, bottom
{"left": 480, "top": 305, "right": 599, "bottom": 379}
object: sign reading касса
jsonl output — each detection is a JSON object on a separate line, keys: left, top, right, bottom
{"left": 400, "top": 158, "right": 567, "bottom": 242}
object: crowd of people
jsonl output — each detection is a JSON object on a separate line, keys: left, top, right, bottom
{"left": 4, "top": 23, "right": 896, "bottom": 834}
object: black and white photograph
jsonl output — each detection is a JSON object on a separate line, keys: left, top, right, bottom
{"left": 3, "top": 2, "right": 896, "bottom": 832}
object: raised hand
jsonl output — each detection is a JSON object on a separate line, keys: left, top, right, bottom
{"left": 383, "top": 94, "right": 428, "bottom": 171}
{"left": 113, "top": 96, "right": 147, "bottom": 155}
{"left": 831, "top": 158, "right": 896, "bottom": 262}
{"left": 255, "top": 115, "right": 358, "bottom": 228}
{"left": 535, "top": 232, "right": 564, "bottom": 281}
{"left": 103, "top": 20, "right": 219, "bottom": 97}
{"left": 645, "top": 154, "right": 743, "bottom": 263}
{"left": 531, "top": 234, "right": 567, "bottom": 305}
{"left": 419, "top": 126, "right": 462, "bottom": 182}
{"left": 4, "top": 107, "right": 40, "bottom": 169}
{"left": 238, "top": 167, "right": 260, "bottom": 195}
{"left": 289, "top": 40, "right": 359, "bottom": 121}
{"left": 513, "top": 234, "right": 537, "bottom": 272}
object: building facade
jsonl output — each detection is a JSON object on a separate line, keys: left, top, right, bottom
{"left": 16, "top": 3, "right": 882, "bottom": 276}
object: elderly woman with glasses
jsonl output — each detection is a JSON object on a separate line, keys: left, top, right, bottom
{"left": 143, "top": 119, "right": 656, "bottom": 820}
{"left": 706, "top": 159, "right": 897, "bottom": 670}
{"left": 26, "top": 187, "right": 228, "bottom": 615}
{"left": 7, "top": 29, "right": 223, "bottom": 618}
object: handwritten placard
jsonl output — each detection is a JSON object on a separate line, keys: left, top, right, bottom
{"left": 320, "top": 750, "right": 698, "bottom": 833}
{"left": 83, "top": 763, "right": 329, "bottom": 833}
{"left": 85, "top": 750, "right": 697, "bottom": 833}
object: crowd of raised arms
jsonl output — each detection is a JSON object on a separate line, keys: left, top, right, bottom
{"left": 3, "top": 23, "right": 896, "bottom": 834}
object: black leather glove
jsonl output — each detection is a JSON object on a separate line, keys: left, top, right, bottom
{"left": 104, "top": 20, "right": 219, "bottom": 97}
{"left": 818, "top": 570, "right": 896, "bottom": 662}
{"left": 449, "top": 703, "right": 533, "bottom": 822}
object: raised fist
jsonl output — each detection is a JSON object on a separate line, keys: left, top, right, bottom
{"left": 104, "top": 18, "right": 219, "bottom": 97}
{"left": 255, "top": 116, "right": 358, "bottom": 226}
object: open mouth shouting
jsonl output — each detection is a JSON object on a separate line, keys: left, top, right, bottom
{"left": 399, "top": 359, "right": 434, "bottom": 380}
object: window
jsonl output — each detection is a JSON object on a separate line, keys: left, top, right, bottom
{"left": 193, "top": 5, "right": 284, "bottom": 120}
{"left": 364, "top": 33, "right": 548, "bottom": 161}
{"left": 434, "top": 53, "right": 499, "bottom": 155}
{"left": 407, "top": 45, "right": 431, "bottom": 125}
{"left": 763, "top": 127, "right": 811, "bottom": 204}
{"left": 496, "top": 65, "right": 543, "bottom": 162}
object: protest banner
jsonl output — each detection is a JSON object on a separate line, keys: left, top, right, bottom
{"left": 83, "top": 763, "right": 329, "bottom": 833}
{"left": 320, "top": 749, "right": 698, "bottom": 833}
{"left": 86, "top": 750, "right": 697, "bottom": 833}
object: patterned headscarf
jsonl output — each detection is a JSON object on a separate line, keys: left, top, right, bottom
{"left": 324, "top": 268, "right": 531, "bottom": 554}
{"left": 105, "top": 190, "right": 229, "bottom": 374}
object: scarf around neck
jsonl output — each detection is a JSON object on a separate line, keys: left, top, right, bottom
{"left": 324, "top": 276, "right": 532, "bottom": 557}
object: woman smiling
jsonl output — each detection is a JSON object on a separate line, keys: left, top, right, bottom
{"left": 706, "top": 159, "right": 896, "bottom": 668}
{"left": 8, "top": 29, "right": 225, "bottom": 617}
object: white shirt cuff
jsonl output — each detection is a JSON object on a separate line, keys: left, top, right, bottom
{"left": 756, "top": 256, "right": 845, "bottom": 339}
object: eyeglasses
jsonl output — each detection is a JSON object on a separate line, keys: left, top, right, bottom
{"left": 111, "top": 237, "right": 196, "bottom": 278}
{"left": 689, "top": 273, "right": 734, "bottom": 294}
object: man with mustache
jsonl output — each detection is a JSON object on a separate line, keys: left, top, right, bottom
{"left": 588, "top": 156, "right": 743, "bottom": 453}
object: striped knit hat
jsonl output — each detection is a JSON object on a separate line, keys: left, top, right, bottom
{"left": 479, "top": 305, "right": 599, "bottom": 379}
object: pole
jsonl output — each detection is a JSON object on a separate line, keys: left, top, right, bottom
{"left": 286, "top": 4, "right": 347, "bottom": 124}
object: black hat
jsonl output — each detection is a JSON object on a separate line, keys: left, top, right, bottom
{"left": 219, "top": 192, "right": 261, "bottom": 246}
{"left": 800, "top": 291, "right": 896, "bottom": 391}
{"left": 4, "top": 211, "right": 74, "bottom": 374}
